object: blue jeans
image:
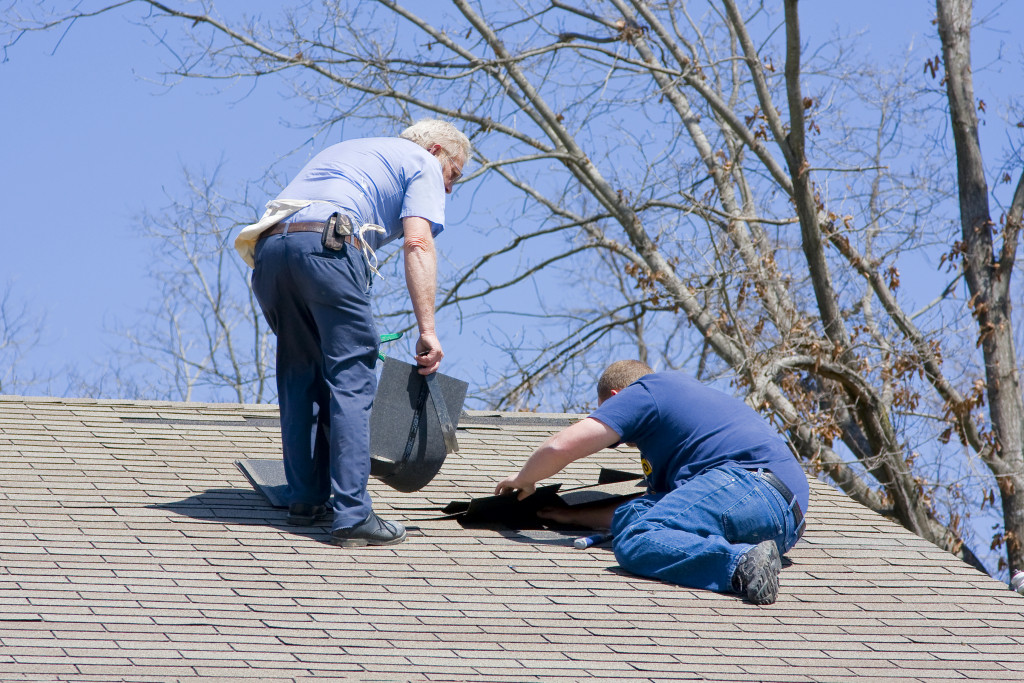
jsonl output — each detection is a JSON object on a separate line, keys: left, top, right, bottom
{"left": 252, "top": 230, "right": 379, "bottom": 531}
{"left": 611, "top": 463, "right": 802, "bottom": 593}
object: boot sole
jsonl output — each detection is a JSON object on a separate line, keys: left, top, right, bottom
{"left": 330, "top": 532, "right": 407, "bottom": 548}
{"left": 286, "top": 510, "right": 329, "bottom": 526}
{"left": 747, "top": 542, "right": 782, "bottom": 605}
{"left": 286, "top": 516, "right": 323, "bottom": 525}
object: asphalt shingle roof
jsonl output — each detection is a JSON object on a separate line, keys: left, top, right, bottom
{"left": 1, "top": 395, "right": 1023, "bottom": 682}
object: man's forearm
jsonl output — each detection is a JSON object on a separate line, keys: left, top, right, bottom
{"left": 401, "top": 216, "right": 443, "bottom": 374}
{"left": 495, "top": 418, "right": 621, "bottom": 498}
{"left": 515, "top": 441, "right": 581, "bottom": 486}
{"left": 404, "top": 237, "right": 437, "bottom": 334}
{"left": 517, "top": 419, "right": 617, "bottom": 483}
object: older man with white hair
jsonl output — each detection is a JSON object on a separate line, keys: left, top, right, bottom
{"left": 236, "top": 119, "right": 471, "bottom": 547}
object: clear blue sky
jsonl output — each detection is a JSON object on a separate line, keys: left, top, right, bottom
{"left": 0, "top": 1, "right": 1018, "bottom": 397}
{"left": 1, "top": 3, "right": 316, "bottom": 390}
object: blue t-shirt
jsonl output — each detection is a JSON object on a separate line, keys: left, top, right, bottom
{"left": 277, "top": 137, "right": 447, "bottom": 250}
{"left": 589, "top": 371, "right": 809, "bottom": 513}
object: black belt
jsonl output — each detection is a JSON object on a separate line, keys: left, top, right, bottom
{"left": 755, "top": 469, "right": 805, "bottom": 537}
{"left": 259, "top": 220, "right": 361, "bottom": 246}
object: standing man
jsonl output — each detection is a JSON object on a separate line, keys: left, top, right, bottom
{"left": 235, "top": 119, "right": 471, "bottom": 547}
{"left": 495, "top": 360, "right": 808, "bottom": 604}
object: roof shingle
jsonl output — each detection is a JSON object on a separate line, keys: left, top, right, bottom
{"left": 1, "top": 395, "right": 1022, "bottom": 681}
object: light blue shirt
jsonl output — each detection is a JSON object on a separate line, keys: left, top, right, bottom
{"left": 278, "top": 137, "right": 447, "bottom": 250}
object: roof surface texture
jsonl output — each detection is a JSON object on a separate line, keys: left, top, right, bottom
{"left": 1, "top": 395, "right": 1023, "bottom": 682}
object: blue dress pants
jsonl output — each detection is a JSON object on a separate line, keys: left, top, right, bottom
{"left": 252, "top": 230, "right": 379, "bottom": 531}
{"left": 610, "top": 463, "right": 802, "bottom": 593}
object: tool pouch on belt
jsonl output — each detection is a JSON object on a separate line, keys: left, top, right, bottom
{"left": 321, "top": 212, "right": 353, "bottom": 251}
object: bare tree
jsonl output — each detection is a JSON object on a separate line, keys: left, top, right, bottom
{"left": 117, "top": 165, "right": 276, "bottom": 403}
{"left": 4, "top": 0, "right": 1022, "bottom": 575}
{"left": 936, "top": 0, "right": 1024, "bottom": 575}
{"left": 0, "top": 281, "right": 48, "bottom": 395}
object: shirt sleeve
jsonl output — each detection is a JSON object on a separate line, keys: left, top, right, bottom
{"left": 588, "top": 383, "right": 659, "bottom": 445}
{"left": 400, "top": 153, "right": 446, "bottom": 235}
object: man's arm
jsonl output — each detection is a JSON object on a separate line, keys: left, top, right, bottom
{"left": 402, "top": 216, "right": 442, "bottom": 375}
{"left": 536, "top": 494, "right": 644, "bottom": 531}
{"left": 494, "top": 417, "right": 620, "bottom": 500}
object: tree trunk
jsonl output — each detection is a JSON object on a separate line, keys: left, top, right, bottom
{"left": 936, "top": 0, "right": 1024, "bottom": 574}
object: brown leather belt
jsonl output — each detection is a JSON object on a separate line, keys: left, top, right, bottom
{"left": 259, "top": 220, "right": 361, "bottom": 246}
{"left": 754, "top": 469, "right": 805, "bottom": 537}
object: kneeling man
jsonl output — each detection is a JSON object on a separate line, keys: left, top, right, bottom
{"left": 495, "top": 360, "right": 808, "bottom": 604}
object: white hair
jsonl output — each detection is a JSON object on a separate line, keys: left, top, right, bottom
{"left": 399, "top": 119, "right": 472, "bottom": 161}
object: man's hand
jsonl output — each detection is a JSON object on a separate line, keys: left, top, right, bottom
{"left": 535, "top": 505, "right": 580, "bottom": 526}
{"left": 495, "top": 475, "right": 536, "bottom": 501}
{"left": 538, "top": 497, "right": 633, "bottom": 530}
{"left": 415, "top": 332, "right": 443, "bottom": 375}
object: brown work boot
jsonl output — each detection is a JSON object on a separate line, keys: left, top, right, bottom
{"left": 731, "top": 540, "right": 782, "bottom": 605}
{"left": 329, "top": 511, "right": 407, "bottom": 547}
